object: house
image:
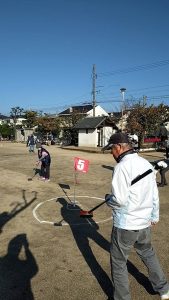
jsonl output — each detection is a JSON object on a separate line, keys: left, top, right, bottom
{"left": 58, "top": 104, "right": 109, "bottom": 143}
{"left": 0, "top": 114, "right": 10, "bottom": 125}
{"left": 0, "top": 114, "right": 26, "bottom": 126}
{"left": 58, "top": 104, "right": 108, "bottom": 118}
{"left": 74, "top": 116, "right": 118, "bottom": 147}
{"left": 109, "top": 111, "right": 130, "bottom": 131}
{"left": 9, "top": 116, "right": 26, "bottom": 126}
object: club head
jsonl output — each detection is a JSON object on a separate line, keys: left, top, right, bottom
{"left": 80, "top": 210, "right": 93, "bottom": 218}
{"left": 28, "top": 178, "right": 33, "bottom": 181}
{"left": 54, "top": 222, "right": 62, "bottom": 226}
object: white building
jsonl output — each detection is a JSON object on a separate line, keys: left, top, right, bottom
{"left": 74, "top": 116, "right": 118, "bottom": 148}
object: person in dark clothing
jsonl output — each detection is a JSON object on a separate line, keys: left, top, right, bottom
{"left": 165, "top": 137, "right": 169, "bottom": 159}
{"left": 27, "top": 134, "right": 36, "bottom": 152}
{"left": 36, "top": 145, "right": 51, "bottom": 181}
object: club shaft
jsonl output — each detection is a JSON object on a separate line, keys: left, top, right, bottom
{"left": 88, "top": 169, "right": 152, "bottom": 214}
{"left": 88, "top": 198, "right": 109, "bottom": 213}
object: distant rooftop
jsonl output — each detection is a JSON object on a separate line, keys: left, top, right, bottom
{"left": 58, "top": 105, "right": 93, "bottom": 115}
{"left": 74, "top": 116, "right": 117, "bottom": 129}
{"left": 0, "top": 114, "right": 9, "bottom": 119}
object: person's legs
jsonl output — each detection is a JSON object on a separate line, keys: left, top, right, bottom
{"left": 110, "top": 227, "right": 138, "bottom": 300}
{"left": 160, "top": 169, "right": 166, "bottom": 185}
{"left": 45, "top": 165, "right": 50, "bottom": 180}
{"left": 134, "top": 227, "right": 169, "bottom": 296}
{"left": 160, "top": 167, "right": 169, "bottom": 185}
{"left": 40, "top": 164, "right": 45, "bottom": 178}
{"left": 29, "top": 144, "right": 34, "bottom": 152}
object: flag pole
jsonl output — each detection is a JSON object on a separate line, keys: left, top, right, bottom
{"left": 73, "top": 169, "right": 77, "bottom": 207}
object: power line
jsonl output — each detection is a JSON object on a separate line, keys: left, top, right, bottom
{"left": 126, "top": 84, "right": 169, "bottom": 93}
{"left": 98, "top": 59, "right": 169, "bottom": 77}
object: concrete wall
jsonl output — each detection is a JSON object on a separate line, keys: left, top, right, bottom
{"left": 16, "top": 128, "right": 34, "bottom": 142}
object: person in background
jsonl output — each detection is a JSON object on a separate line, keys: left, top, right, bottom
{"left": 165, "top": 136, "right": 169, "bottom": 159}
{"left": 153, "top": 159, "right": 169, "bottom": 187}
{"left": 128, "top": 133, "right": 139, "bottom": 152}
{"left": 27, "top": 134, "right": 36, "bottom": 153}
{"left": 48, "top": 132, "right": 53, "bottom": 145}
{"left": 36, "top": 145, "right": 51, "bottom": 182}
{"left": 102, "top": 132, "right": 169, "bottom": 300}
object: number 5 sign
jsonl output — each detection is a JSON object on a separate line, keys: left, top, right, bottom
{"left": 74, "top": 157, "right": 89, "bottom": 173}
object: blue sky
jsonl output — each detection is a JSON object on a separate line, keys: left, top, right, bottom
{"left": 0, "top": 0, "right": 169, "bottom": 115}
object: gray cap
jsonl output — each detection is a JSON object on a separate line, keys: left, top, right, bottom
{"left": 102, "top": 132, "right": 130, "bottom": 151}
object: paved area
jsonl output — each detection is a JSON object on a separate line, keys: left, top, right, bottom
{"left": 0, "top": 142, "right": 168, "bottom": 300}
{"left": 62, "top": 145, "right": 166, "bottom": 158}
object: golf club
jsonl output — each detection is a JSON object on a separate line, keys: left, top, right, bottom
{"left": 80, "top": 169, "right": 153, "bottom": 218}
{"left": 28, "top": 168, "right": 39, "bottom": 181}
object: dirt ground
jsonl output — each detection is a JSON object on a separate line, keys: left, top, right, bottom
{"left": 0, "top": 142, "right": 168, "bottom": 300}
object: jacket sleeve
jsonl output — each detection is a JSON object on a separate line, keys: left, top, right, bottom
{"left": 106, "top": 166, "right": 130, "bottom": 209}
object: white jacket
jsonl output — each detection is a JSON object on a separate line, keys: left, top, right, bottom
{"left": 107, "top": 153, "right": 159, "bottom": 230}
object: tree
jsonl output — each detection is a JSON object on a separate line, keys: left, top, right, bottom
{"left": 126, "top": 103, "right": 169, "bottom": 145}
{"left": 23, "top": 110, "right": 38, "bottom": 128}
{"left": 36, "top": 116, "right": 61, "bottom": 137}
{"left": 10, "top": 107, "right": 24, "bottom": 140}
{"left": 0, "top": 124, "right": 14, "bottom": 139}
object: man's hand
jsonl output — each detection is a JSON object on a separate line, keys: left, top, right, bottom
{"left": 151, "top": 221, "right": 158, "bottom": 226}
{"left": 105, "top": 194, "right": 111, "bottom": 201}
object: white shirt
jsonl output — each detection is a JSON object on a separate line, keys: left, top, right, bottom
{"left": 107, "top": 153, "right": 159, "bottom": 230}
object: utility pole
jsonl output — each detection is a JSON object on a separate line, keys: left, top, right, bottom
{"left": 92, "top": 64, "right": 96, "bottom": 117}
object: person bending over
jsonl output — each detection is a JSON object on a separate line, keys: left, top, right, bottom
{"left": 37, "top": 145, "right": 51, "bottom": 182}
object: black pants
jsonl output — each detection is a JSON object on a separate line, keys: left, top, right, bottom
{"left": 166, "top": 147, "right": 169, "bottom": 159}
{"left": 41, "top": 164, "right": 50, "bottom": 179}
{"left": 160, "top": 166, "right": 169, "bottom": 185}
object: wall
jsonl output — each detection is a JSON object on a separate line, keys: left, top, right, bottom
{"left": 78, "top": 126, "right": 115, "bottom": 148}
{"left": 78, "top": 129, "right": 97, "bottom": 147}
{"left": 102, "top": 126, "right": 115, "bottom": 147}
{"left": 86, "top": 105, "right": 108, "bottom": 117}
{"left": 16, "top": 128, "right": 34, "bottom": 142}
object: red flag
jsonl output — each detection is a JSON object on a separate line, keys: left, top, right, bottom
{"left": 74, "top": 157, "right": 89, "bottom": 173}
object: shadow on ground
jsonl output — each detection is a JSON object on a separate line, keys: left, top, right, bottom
{"left": 0, "top": 190, "right": 37, "bottom": 233}
{"left": 55, "top": 197, "right": 156, "bottom": 299}
{"left": 102, "top": 165, "right": 114, "bottom": 172}
{"left": 0, "top": 233, "right": 38, "bottom": 299}
{"left": 56, "top": 197, "right": 113, "bottom": 298}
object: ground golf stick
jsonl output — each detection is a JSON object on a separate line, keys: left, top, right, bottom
{"left": 28, "top": 168, "right": 39, "bottom": 181}
{"left": 80, "top": 169, "right": 153, "bottom": 218}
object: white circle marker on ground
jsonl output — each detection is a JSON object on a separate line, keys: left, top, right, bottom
{"left": 33, "top": 195, "right": 112, "bottom": 226}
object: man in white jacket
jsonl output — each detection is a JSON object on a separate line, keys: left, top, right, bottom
{"left": 103, "top": 132, "right": 169, "bottom": 300}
